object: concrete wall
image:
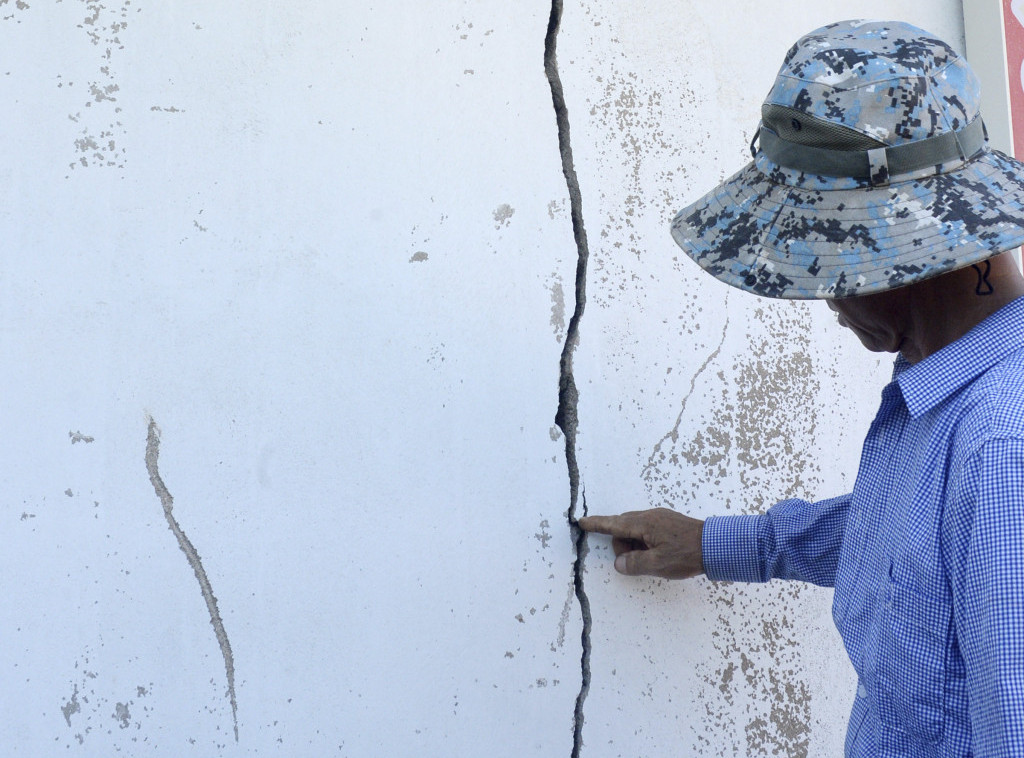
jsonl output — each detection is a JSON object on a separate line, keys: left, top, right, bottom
{"left": 0, "top": 1, "right": 963, "bottom": 755}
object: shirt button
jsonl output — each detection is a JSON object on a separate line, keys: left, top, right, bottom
{"left": 858, "top": 684, "right": 868, "bottom": 699}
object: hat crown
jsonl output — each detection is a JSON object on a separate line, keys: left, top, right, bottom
{"left": 764, "top": 20, "right": 980, "bottom": 147}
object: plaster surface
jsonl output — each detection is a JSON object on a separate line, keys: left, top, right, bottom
{"left": 0, "top": 1, "right": 964, "bottom": 755}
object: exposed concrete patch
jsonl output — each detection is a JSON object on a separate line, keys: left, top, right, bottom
{"left": 145, "top": 416, "right": 238, "bottom": 741}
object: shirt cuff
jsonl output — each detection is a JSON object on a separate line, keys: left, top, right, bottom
{"left": 702, "top": 514, "right": 767, "bottom": 583}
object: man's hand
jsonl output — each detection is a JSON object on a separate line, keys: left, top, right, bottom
{"left": 578, "top": 508, "right": 704, "bottom": 579}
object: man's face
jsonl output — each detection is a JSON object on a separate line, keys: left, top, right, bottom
{"left": 827, "top": 288, "right": 911, "bottom": 356}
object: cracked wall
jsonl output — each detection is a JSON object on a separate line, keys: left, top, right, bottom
{"left": 559, "top": 2, "right": 964, "bottom": 756}
{"left": 0, "top": 0, "right": 963, "bottom": 756}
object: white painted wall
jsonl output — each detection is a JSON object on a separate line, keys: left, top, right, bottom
{"left": 0, "top": 1, "right": 963, "bottom": 756}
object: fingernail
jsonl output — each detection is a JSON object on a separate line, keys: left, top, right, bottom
{"left": 614, "top": 555, "right": 626, "bottom": 574}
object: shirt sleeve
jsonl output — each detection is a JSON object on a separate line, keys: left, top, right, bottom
{"left": 701, "top": 493, "right": 851, "bottom": 587}
{"left": 946, "top": 437, "right": 1024, "bottom": 756}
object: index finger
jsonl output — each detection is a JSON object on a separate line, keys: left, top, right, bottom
{"left": 577, "top": 513, "right": 644, "bottom": 539}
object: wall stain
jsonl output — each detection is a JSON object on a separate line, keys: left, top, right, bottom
{"left": 69, "top": 430, "right": 96, "bottom": 444}
{"left": 145, "top": 416, "right": 239, "bottom": 742}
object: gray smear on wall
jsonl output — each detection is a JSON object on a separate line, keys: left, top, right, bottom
{"left": 145, "top": 417, "right": 238, "bottom": 742}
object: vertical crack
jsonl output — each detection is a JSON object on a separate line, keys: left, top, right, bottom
{"left": 145, "top": 417, "right": 239, "bottom": 742}
{"left": 544, "top": 2, "right": 592, "bottom": 756}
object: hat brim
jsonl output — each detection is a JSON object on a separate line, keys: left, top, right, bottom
{"left": 670, "top": 147, "right": 1024, "bottom": 299}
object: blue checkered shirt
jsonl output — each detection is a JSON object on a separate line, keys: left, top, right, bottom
{"left": 702, "top": 296, "right": 1024, "bottom": 757}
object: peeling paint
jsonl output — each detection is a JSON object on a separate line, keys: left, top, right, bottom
{"left": 69, "top": 430, "right": 95, "bottom": 444}
{"left": 1, "top": 0, "right": 31, "bottom": 23}
{"left": 66, "top": 0, "right": 134, "bottom": 172}
{"left": 555, "top": 578, "right": 575, "bottom": 650}
{"left": 492, "top": 203, "right": 515, "bottom": 229}
{"left": 549, "top": 274, "right": 566, "bottom": 343}
{"left": 57, "top": 650, "right": 157, "bottom": 749}
{"left": 640, "top": 304, "right": 824, "bottom": 754}
{"left": 113, "top": 701, "right": 131, "bottom": 729}
{"left": 62, "top": 684, "right": 81, "bottom": 727}
{"left": 145, "top": 417, "right": 238, "bottom": 741}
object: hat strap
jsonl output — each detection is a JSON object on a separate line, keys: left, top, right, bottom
{"left": 757, "top": 116, "right": 986, "bottom": 187}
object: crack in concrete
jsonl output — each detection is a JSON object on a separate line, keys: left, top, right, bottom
{"left": 642, "top": 311, "right": 730, "bottom": 482}
{"left": 544, "top": 2, "right": 592, "bottom": 755}
{"left": 145, "top": 417, "right": 238, "bottom": 742}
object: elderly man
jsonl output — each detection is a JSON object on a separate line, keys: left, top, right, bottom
{"left": 580, "top": 20, "right": 1024, "bottom": 757}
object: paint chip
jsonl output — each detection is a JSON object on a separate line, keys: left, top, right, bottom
{"left": 492, "top": 203, "right": 515, "bottom": 229}
{"left": 409, "top": 251, "right": 429, "bottom": 263}
{"left": 62, "top": 686, "right": 80, "bottom": 727}
{"left": 548, "top": 277, "right": 565, "bottom": 342}
{"left": 114, "top": 702, "right": 130, "bottom": 729}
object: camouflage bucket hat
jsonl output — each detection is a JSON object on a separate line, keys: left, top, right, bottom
{"left": 670, "top": 19, "right": 1024, "bottom": 299}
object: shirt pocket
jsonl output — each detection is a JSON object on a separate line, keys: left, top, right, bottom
{"left": 875, "top": 578, "right": 951, "bottom": 744}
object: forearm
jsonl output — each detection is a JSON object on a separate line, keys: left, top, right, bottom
{"left": 702, "top": 493, "right": 851, "bottom": 587}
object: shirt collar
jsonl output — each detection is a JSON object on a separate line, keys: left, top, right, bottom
{"left": 896, "top": 295, "right": 1024, "bottom": 418}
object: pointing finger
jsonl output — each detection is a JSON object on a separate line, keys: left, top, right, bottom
{"left": 577, "top": 514, "right": 644, "bottom": 539}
